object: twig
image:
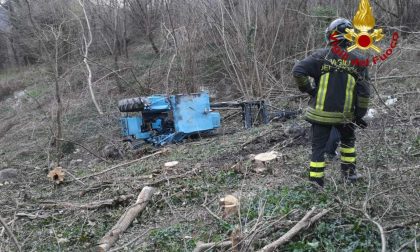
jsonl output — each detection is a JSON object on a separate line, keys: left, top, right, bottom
{"left": 257, "top": 207, "right": 330, "bottom": 252}
{"left": 371, "top": 0, "right": 398, "bottom": 18}
{"left": 362, "top": 166, "right": 387, "bottom": 252}
{"left": 77, "top": 149, "right": 167, "bottom": 180}
{"left": 0, "top": 216, "right": 21, "bottom": 252}
{"left": 92, "top": 67, "right": 132, "bottom": 86}
{"left": 108, "top": 229, "right": 151, "bottom": 252}
{"left": 270, "top": 138, "right": 296, "bottom": 151}
{"left": 285, "top": 8, "right": 338, "bottom": 19}
{"left": 247, "top": 210, "right": 299, "bottom": 246}
{"left": 40, "top": 194, "right": 134, "bottom": 210}
{"left": 395, "top": 233, "right": 420, "bottom": 252}
{"left": 203, "top": 205, "right": 227, "bottom": 225}
{"left": 15, "top": 212, "right": 53, "bottom": 220}
{"left": 62, "top": 168, "right": 86, "bottom": 186}
{"left": 376, "top": 75, "right": 420, "bottom": 81}
{"left": 145, "top": 168, "right": 198, "bottom": 186}
{"left": 385, "top": 218, "right": 420, "bottom": 231}
{"left": 57, "top": 138, "right": 110, "bottom": 163}
{"left": 241, "top": 129, "right": 273, "bottom": 148}
{"left": 165, "top": 53, "right": 177, "bottom": 94}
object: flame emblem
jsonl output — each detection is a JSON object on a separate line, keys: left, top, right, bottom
{"left": 344, "top": 0, "right": 384, "bottom": 53}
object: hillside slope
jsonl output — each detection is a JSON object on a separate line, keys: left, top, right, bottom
{"left": 0, "top": 46, "right": 419, "bottom": 251}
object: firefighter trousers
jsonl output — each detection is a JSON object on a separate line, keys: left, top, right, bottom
{"left": 310, "top": 123, "right": 356, "bottom": 186}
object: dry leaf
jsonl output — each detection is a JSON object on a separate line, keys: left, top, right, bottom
{"left": 47, "top": 167, "right": 65, "bottom": 184}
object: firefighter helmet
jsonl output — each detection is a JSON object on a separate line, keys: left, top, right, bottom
{"left": 325, "top": 18, "right": 353, "bottom": 46}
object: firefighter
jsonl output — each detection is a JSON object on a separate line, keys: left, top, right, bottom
{"left": 292, "top": 18, "right": 370, "bottom": 187}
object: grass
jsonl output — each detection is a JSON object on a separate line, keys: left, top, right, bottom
{"left": 21, "top": 209, "right": 120, "bottom": 251}
{"left": 141, "top": 182, "right": 416, "bottom": 252}
{"left": 148, "top": 224, "right": 197, "bottom": 252}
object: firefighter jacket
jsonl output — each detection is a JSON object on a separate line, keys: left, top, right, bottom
{"left": 292, "top": 48, "right": 370, "bottom": 125}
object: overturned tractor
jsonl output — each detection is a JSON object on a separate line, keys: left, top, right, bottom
{"left": 118, "top": 92, "right": 221, "bottom": 146}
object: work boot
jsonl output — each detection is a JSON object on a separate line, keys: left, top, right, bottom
{"left": 341, "top": 170, "right": 363, "bottom": 183}
{"left": 309, "top": 177, "right": 324, "bottom": 187}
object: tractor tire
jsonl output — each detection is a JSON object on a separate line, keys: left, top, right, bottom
{"left": 118, "top": 97, "right": 145, "bottom": 112}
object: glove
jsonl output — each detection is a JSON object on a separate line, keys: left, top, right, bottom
{"left": 355, "top": 118, "right": 368, "bottom": 129}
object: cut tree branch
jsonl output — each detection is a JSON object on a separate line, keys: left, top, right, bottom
{"left": 257, "top": 207, "right": 330, "bottom": 252}
{"left": 0, "top": 216, "right": 21, "bottom": 252}
{"left": 97, "top": 186, "right": 155, "bottom": 251}
{"left": 40, "top": 194, "right": 134, "bottom": 210}
{"left": 192, "top": 241, "right": 233, "bottom": 252}
{"left": 77, "top": 149, "right": 167, "bottom": 180}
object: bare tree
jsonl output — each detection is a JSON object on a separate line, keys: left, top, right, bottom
{"left": 76, "top": 0, "right": 104, "bottom": 115}
{"left": 127, "top": 0, "right": 162, "bottom": 55}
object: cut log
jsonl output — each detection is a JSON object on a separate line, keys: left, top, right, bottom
{"left": 219, "top": 195, "right": 239, "bottom": 217}
{"left": 254, "top": 151, "right": 278, "bottom": 162}
{"left": 192, "top": 241, "right": 233, "bottom": 252}
{"left": 97, "top": 186, "right": 155, "bottom": 252}
{"left": 47, "top": 167, "right": 65, "bottom": 184}
{"left": 253, "top": 151, "right": 279, "bottom": 174}
{"left": 257, "top": 208, "right": 330, "bottom": 252}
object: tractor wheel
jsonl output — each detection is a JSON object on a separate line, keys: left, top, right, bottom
{"left": 118, "top": 97, "right": 145, "bottom": 112}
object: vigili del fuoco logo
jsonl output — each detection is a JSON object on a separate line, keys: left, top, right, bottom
{"left": 330, "top": 0, "right": 399, "bottom": 66}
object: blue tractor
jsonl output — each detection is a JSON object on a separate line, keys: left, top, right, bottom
{"left": 118, "top": 92, "right": 221, "bottom": 146}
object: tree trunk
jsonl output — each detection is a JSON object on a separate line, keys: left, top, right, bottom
{"left": 54, "top": 37, "right": 63, "bottom": 166}
{"left": 148, "top": 32, "right": 160, "bottom": 55}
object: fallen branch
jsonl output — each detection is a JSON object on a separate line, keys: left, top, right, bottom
{"left": 62, "top": 168, "right": 86, "bottom": 186}
{"left": 376, "top": 74, "right": 420, "bottom": 81}
{"left": 385, "top": 218, "right": 420, "bottom": 231}
{"left": 362, "top": 178, "right": 387, "bottom": 252}
{"left": 0, "top": 121, "right": 19, "bottom": 140}
{"left": 145, "top": 168, "right": 198, "bottom": 186}
{"left": 15, "top": 212, "right": 53, "bottom": 220}
{"left": 257, "top": 207, "right": 330, "bottom": 252}
{"left": 41, "top": 194, "right": 134, "bottom": 210}
{"left": 77, "top": 149, "right": 167, "bottom": 180}
{"left": 97, "top": 186, "right": 155, "bottom": 252}
{"left": 395, "top": 233, "right": 420, "bottom": 252}
{"left": 79, "top": 181, "right": 114, "bottom": 197}
{"left": 241, "top": 130, "right": 272, "bottom": 148}
{"left": 245, "top": 211, "right": 298, "bottom": 250}
{"left": 192, "top": 241, "right": 233, "bottom": 252}
{"left": 365, "top": 214, "right": 387, "bottom": 252}
{"left": 57, "top": 138, "right": 110, "bottom": 163}
{"left": 0, "top": 216, "right": 21, "bottom": 252}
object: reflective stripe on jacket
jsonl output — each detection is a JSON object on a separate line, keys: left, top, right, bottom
{"left": 292, "top": 48, "right": 370, "bottom": 125}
